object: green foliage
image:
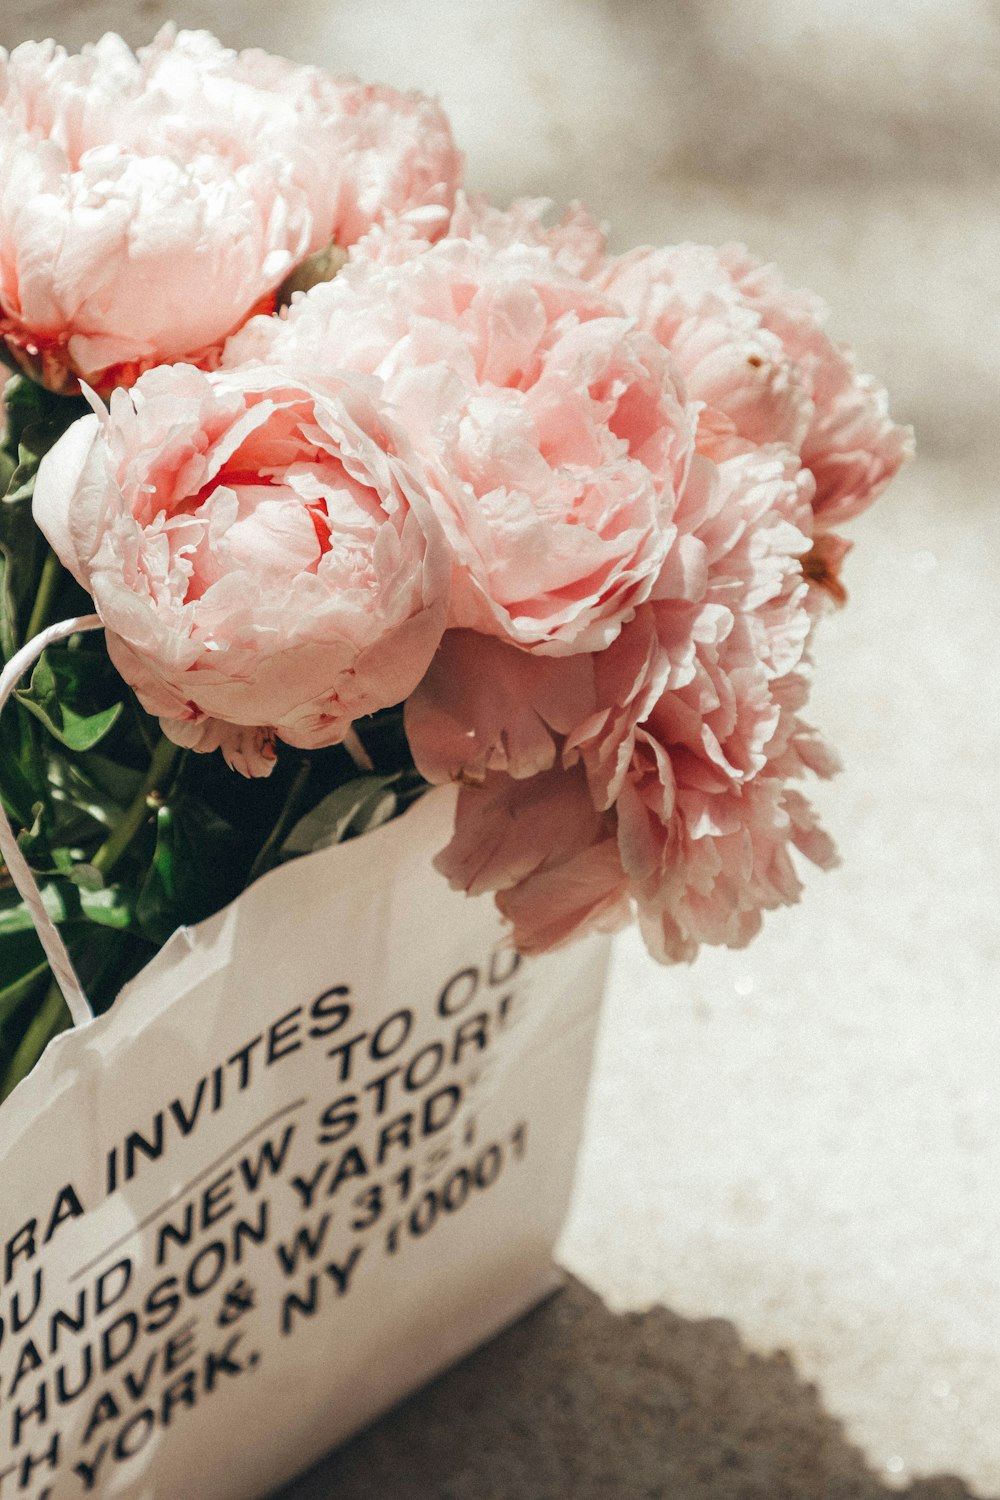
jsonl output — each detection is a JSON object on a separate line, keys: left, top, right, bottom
{"left": 17, "top": 647, "right": 124, "bottom": 751}
{"left": 0, "top": 377, "right": 89, "bottom": 656}
{"left": 281, "top": 774, "right": 406, "bottom": 858}
{"left": 135, "top": 793, "right": 244, "bottom": 945}
{"left": 0, "top": 480, "right": 46, "bottom": 660}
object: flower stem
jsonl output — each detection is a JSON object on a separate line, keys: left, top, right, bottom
{"left": 25, "top": 548, "right": 64, "bottom": 642}
{"left": 2, "top": 978, "right": 68, "bottom": 1100}
{"left": 93, "top": 735, "right": 180, "bottom": 878}
{"left": 343, "top": 725, "right": 374, "bottom": 771}
{"left": 0, "top": 960, "right": 48, "bottom": 1022}
{"left": 248, "top": 758, "right": 313, "bottom": 883}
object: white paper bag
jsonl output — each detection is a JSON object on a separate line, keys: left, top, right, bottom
{"left": 0, "top": 786, "right": 610, "bottom": 1500}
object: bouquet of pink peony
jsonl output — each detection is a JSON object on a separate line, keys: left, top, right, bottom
{"left": 0, "top": 27, "right": 911, "bottom": 1101}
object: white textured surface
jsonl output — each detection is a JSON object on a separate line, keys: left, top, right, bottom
{"left": 3, "top": 1, "right": 998, "bottom": 1492}
{"left": 563, "top": 455, "right": 1000, "bottom": 1486}
{"left": 563, "top": 450, "right": 1000, "bottom": 1476}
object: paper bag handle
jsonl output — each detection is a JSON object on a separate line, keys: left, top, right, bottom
{"left": 0, "top": 615, "right": 102, "bottom": 1027}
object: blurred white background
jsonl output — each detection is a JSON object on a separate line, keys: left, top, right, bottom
{"left": 3, "top": 2, "right": 999, "bottom": 1493}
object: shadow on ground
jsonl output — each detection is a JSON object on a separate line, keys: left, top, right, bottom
{"left": 273, "top": 1277, "right": 992, "bottom": 1500}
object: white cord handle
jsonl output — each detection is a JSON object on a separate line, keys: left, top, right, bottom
{"left": 1, "top": 617, "right": 379, "bottom": 1030}
{"left": 0, "top": 615, "right": 103, "bottom": 1027}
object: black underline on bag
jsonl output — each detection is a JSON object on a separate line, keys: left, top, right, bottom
{"left": 70, "top": 1096, "right": 307, "bottom": 1282}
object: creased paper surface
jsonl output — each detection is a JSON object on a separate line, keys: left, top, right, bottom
{"left": 0, "top": 787, "right": 610, "bottom": 1500}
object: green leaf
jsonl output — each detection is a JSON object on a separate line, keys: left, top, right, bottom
{"left": 0, "top": 883, "right": 61, "bottom": 935}
{"left": 3, "top": 375, "right": 52, "bottom": 456}
{"left": 136, "top": 793, "right": 242, "bottom": 946}
{"left": 1, "top": 980, "right": 70, "bottom": 1100}
{"left": 5, "top": 450, "right": 42, "bottom": 506}
{"left": 0, "top": 486, "right": 46, "bottom": 658}
{"left": 18, "top": 691, "right": 122, "bottom": 752}
{"left": 0, "top": 961, "right": 47, "bottom": 1023}
{"left": 2, "top": 377, "right": 88, "bottom": 469}
{"left": 46, "top": 750, "right": 142, "bottom": 839}
{"left": 77, "top": 927, "right": 158, "bottom": 1016}
{"left": 76, "top": 883, "right": 134, "bottom": 930}
{"left": 0, "top": 728, "right": 40, "bottom": 827}
{"left": 0, "top": 379, "right": 89, "bottom": 653}
{"left": 0, "top": 923, "right": 49, "bottom": 985}
{"left": 16, "top": 648, "right": 124, "bottom": 751}
{"left": 77, "top": 750, "right": 145, "bottom": 807}
{"left": 0, "top": 877, "right": 132, "bottom": 936}
{"left": 281, "top": 775, "right": 400, "bottom": 859}
{"left": 51, "top": 750, "right": 145, "bottom": 851}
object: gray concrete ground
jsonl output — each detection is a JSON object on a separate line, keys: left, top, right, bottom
{"left": 4, "top": 2, "right": 998, "bottom": 1495}
{"left": 278, "top": 1278, "right": 985, "bottom": 1500}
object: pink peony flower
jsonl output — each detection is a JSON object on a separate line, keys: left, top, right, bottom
{"left": 601, "top": 453, "right": 839, "bottom": 961}
{"left": 601, "top": 241, "right": 913, "bottom": 533}
{"left": 404, "top": 627, "right": 596, "bottom": 784}
{"left": 32, "top": 363, "right": 449, "bottom": 775}
{"left": 137, "top": 29, "right": 461, "bottom": 250}
{"left": 226, "top": 223, "right": 695, "bottom": 655}
{"left": 601, "top": 243, "right": 812, "bottom": 461}
{"left": 434, "top": 766, "right": 632, "bottom": 955}
{"left": 716, "top": 244, "right": 914, "bottom": 529}
{"left": 308, "top": 78, "right": 462, "bottom": 251}
{"left": 427, "top": 444, "right": 839, "bottom": 959}
{"left": 0, "top": 28, "right": 462, "bottom": 392}
{"left": 446, "top": 192, "right": 608, "bottom": 280}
